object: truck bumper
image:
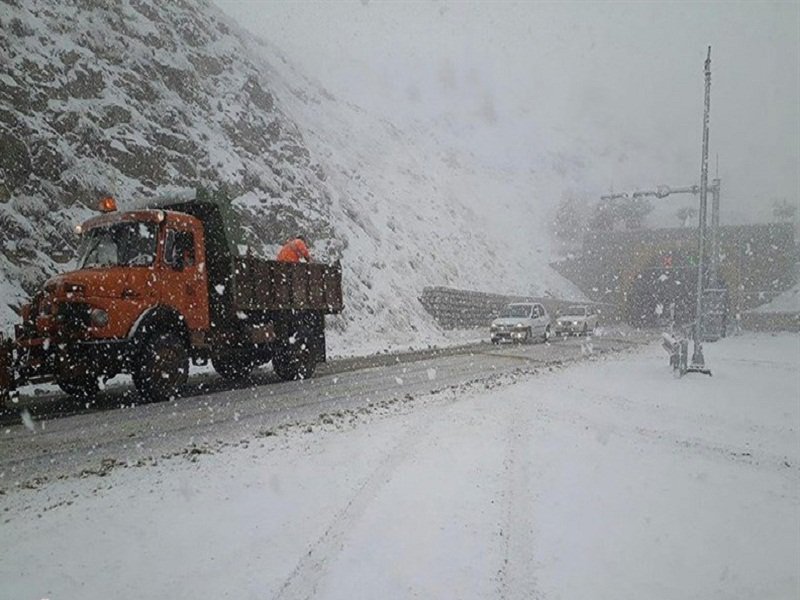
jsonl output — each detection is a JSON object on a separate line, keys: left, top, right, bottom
{"left": 10, "top": 337, "right": 133, "bottom": 390}
{"left": 490, "top": 330, "right": 528, "bottom": 343}
{"left": 555, "top": 324, "right": 583, "bottom": 335}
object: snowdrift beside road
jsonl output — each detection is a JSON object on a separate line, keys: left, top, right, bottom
{"left": 752, "top": 283, "right": 800, "bottom": 314}
{"left": 742, "top": 283, "right": 800, "bottom": 332}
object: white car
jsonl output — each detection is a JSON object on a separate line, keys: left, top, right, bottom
{"left": 554, "top": 305, "right": 599, "bottom": 336}
{"left": 490, "top": 302, "right": 551, "bottom": 344}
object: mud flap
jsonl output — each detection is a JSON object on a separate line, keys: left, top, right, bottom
{"left": 0, "top": 335, "right": 16, "bottom": 405}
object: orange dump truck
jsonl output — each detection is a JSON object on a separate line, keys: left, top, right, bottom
{"left": 0, "top": 198, "right": 343, "bottom": 404}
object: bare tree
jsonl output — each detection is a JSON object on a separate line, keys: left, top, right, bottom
{"left": 589, "top": 198, "right": 617, "bottom": 231}
{"left": 676, "top": 206, "right": 698, "bottom": 227}
{"left": 618, "top": 197, "right": 653, "bottom": 230}
{"left": 589, "top": 196, "right": 654, "bottom": 231}
{"left": 772, "top": 199, "right": 797, "bottom": 222}
{"left": 553, "top": 195, "right": 587, "bottom": 243}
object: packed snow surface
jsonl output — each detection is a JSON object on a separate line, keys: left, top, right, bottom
{"left": 2, "top": 333, "right": 798, "bottom": 599}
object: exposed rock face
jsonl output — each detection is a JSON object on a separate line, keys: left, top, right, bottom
{"left": 0, "top": 0, "right": 334, "bottom": 306}
{"left": 0, "top": 0, "right": 580, "bottom": 345}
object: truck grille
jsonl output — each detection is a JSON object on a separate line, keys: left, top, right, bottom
{"left": 56, "top": 302, "right": 91, "bottom": 335}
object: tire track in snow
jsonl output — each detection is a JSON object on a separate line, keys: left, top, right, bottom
{"left": 533, "top": 402, "right": 799, "bottom": 476}
{"left": 273, "top": 399, "right": 449, "bottom": 600}
{"left": 498, "top": 398, "right": 546, "bottom": 600}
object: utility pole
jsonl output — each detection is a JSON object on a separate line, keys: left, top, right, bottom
{"left": 708, "top": 178, "right": 721, "bottom": 285}
{"left": 691, "top": 46, "right": 712, "bottom": 372}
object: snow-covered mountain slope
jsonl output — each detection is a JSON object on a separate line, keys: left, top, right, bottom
{"left": 0, "top": 0, "right": 582, "bottom": 350}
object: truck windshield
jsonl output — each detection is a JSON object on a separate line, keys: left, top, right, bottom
{"left": 78, "top": 222, "right": 158, "bottom": 268}
{"left": 501, "top": 305, "right": 532, "bottom": 318}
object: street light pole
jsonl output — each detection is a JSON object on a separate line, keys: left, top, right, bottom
{"left": 691, "top": 46, "right": 712, "bottom": 370}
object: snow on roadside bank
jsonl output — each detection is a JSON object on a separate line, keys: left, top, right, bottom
{"left": 1, "top": 333, "right": 798, "bottom": 599}
{"left": 753, "top": 283, "right": 800, "bottom": 314}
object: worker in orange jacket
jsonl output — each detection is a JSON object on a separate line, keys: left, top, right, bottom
{"left": 276, "top": 236, "right": 312, "bottom": 263}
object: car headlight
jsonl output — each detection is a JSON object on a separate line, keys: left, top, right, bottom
{"left": 573, "top": 321, "right": 579, "bottom": 326}
{"left": 514, "top": 323, "right": 526, "bottom": 329}
{"left": 90, "top": 308, "right": 109, "bottom": 327}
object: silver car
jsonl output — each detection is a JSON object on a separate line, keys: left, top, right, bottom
{"left": 554, "top": 305, "right": 598, "bottom": 336}
{"left": 490, "top": 302, "right": 551, "bottom": 344}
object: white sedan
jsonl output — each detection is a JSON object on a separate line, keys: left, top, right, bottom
{"left": 490, "top": 302, "right": 551, "bottom": 344}
{"left": 554, "top": 306, "right": 598, "bottom": 336}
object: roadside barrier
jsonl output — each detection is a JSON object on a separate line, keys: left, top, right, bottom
{"left": 419, "top": 286, "right": 623, "bottom": 330}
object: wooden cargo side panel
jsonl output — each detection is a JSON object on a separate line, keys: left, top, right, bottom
{"left": 231, "top": 259, "right": 342, "bottom": 313}
{"left": 271, "top": 261, "right": 293, "bottom": 310}
{"left": 252, "top": 260, "right": 275, "bottom": 309}
{"left": 291, "top": 263, "right": 310, "bottom": 309}
{"left": 324, "top": 263, "right": 343, "bottom": 313}
{"left": 231, "top": 257, "right": 254, "bottom": 311}
{"left": 232, "top": 258, "right": 276, "bottom": 312}
{"left": 307, "top": 264, "right": 327, "bottom": 310}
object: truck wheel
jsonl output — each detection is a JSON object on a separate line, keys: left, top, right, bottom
{"left": 133, "top": 332, "right": 188, "bottom": 402}
{"left": 57, "top": 376, "right": 99, "bottom": 399}
{"left": 273, "top": 339, "right": 316, "bottom": 381}
{"left": 212, "top": 350, "right": 255, "bottom": 381}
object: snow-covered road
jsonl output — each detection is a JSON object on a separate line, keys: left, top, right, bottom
{"left": 2, "top": 334, "right": 798, "bottom": 599}
{"left": 0, "top": 334, "right": 643, "bottom": 485}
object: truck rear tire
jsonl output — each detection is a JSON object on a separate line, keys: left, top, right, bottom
{"left": 212, "top": 350, "right": 256, "bottom": 381}
{"left": 57, "top": 376, "right": 100, "bottom": 399}
{"left": 273, "top": 340, "right": 316, "bottom": 381}
{"left": 133, "top": 332, "right": 188, "bottom": 402}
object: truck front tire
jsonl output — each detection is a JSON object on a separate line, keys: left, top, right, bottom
{"left": 133, "top": 332, "right": 188, "bottom": 402}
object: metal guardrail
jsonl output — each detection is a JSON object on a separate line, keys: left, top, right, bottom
{"left": 419, "top": 286, "right": 623, "bottom": 330}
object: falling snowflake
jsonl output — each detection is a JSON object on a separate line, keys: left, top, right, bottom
{"left": 20, "top": 409, "right": 35, "bottom": 433}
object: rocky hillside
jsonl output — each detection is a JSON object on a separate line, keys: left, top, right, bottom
{"left": 0, "top": 0, "right": 581, "bottom": 351}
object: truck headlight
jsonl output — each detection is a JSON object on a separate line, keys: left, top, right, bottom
{"left": 514, "top": 323, "right": 526, "bottom": 329}
{"left": 64, "top": 282, "right": 86, "bottom": 297}
{"left": 90, "top": 308, "right": 109, "bottom": 327}
{"left": 39, "top": 298, "right": 55, "bottom": 315}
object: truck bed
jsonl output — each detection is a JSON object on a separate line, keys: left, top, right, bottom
{"left": 231, "top": 258, "right": 343, "bottom": 314}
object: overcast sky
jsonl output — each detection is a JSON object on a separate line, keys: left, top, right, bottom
{"left": 213, "top": 0, "right": 799, "bottom": 221}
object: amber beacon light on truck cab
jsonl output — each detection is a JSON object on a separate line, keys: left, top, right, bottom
{"left": 0, "top": 196, "right": 343, "bottom": 405}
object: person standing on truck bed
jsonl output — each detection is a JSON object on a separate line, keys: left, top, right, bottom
{"left": 277, "top": 236, "right": 312, "bottom": 263}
